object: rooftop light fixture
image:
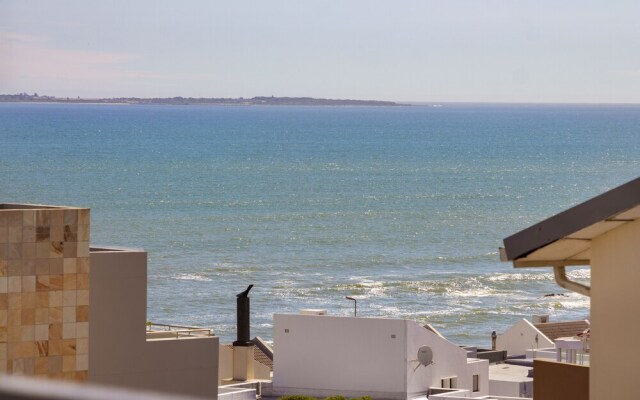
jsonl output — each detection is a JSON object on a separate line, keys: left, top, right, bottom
{"left": 345, "top": 296, "right": 357, "bottom": 317}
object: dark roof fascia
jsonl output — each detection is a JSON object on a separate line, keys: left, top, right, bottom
{"left": 503, "top": 177, "right": 640, "bottom": 261}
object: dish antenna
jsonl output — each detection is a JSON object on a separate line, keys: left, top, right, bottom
{"left": 412, "top": 345, "right": 434, "bottom": 372}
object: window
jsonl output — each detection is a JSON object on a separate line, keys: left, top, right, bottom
{"left": 473, "top": 374, "right": 480, "bottom": 392}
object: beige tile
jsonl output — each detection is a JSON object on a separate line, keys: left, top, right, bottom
{"left": 76, "top": 322, "right": 88, "bottom": 338}
{"left": 35, "top": 259, "right": 49, "bottom": 276}
{"left": 77, "top": 258, "right": 89, "bottom": 274}
{"left": 62, "top": 259, "right": 76, "bottom": 274}
{"left": 75, "top": 305, "right": 88, "bottom": 322}
{"left": 36, "top": 226, "right": 50, "bottom": 242}
{"left": 22, "top": 275, "right": 35, "bottom": 292}
{"left": 35, "top": 324, "right": 48, "bottom": 341}
{"left": 49, "top": 323, "right": 62, "bottom": 340}
{"left": 21, "top": 292, "right": 36, "bottom": 309}
{"left": 77, "top": 242, "right": 89, "bottom": 257}
{"left": 36, "top": 340, "right": 49, "bottom": 357}
{"left": 0, "top": 261, "right": 7, "bottom": 277}
{"left": 49, "top": 275, "right": 63, "bottom": 291}
{"left": 63, "top": 227, "right": 77, "bottom": 242}
{"left": 22, "top": 210, "right": 35, "bottom": 227}
{"left": 8, "top": 226, "right": 22, "bottom": 243}
{"left": 48, "top": 355, "right": 62, "bottom": 373}
{"left": 0, "top": 226, "right": 7, "bottom": 243}
{"left": 22, "top": 226, "right": 36, "bottom": 243}
{"left": 8, "top": 276, "right": 21, "bottom": 293}
{"left": 50, "top": 241, "right": 64, "bottom": 258}
{"left": 36, "top": 242, "right": 50, "bottom": 257}
{"left": 8, "top": 244, "right": 22, "bottom": 260}
{"left": 76, "top": 274, "right": 89, "bottom": 290}
{"left": 35, "top": 292, "right": 48, "bottom": 308}
{"left": 49, "top": 258, "right": 63, "bottom": 275}
{"left": 61, "top": 339, "right": 76, "bottom": 356}
{"left": 0, "top": 343, "right": 6, "bottom": 359}
{"left": 11, "top": 358, "right": 25, "bottom": 375}
{"left": 7, "top": 260, "right": 21, "bottom": 277}
{"left": 62, "top": 323, "right": 75, "bottom": 339}
{"left": 22, "top": 260, "right": 35, "bottom": 276}
{"left": 7, "top": 326, "right": 21, "bottom": 342}
{"left": 0, "top": 277, "right": 7, "bottom": 294}
{"left": 35, "top": 356, "right": 48, "bottom": 374}
{"left": 62, "top": 307, "right": 76, "bottom": 323}
{"left": 76, "top": 290, "right": 89, "bottom": 306}
{"left": 36, "top": 276, "right": 50, "bottom": 292}
{"left": 77, "top": 225, "right": 89, "bottom": 241}
{"left": 35, "top": 210, "right": 50, "bottom": 227}
{"left": 76, "top": 354, "right": 88, "bottom": 371}
{"left": 63, "top": 210, "right": 77, "bottom": 226}
{"left": 35, "top": 308, "right": 48, "bottom": 324}
{"left": 49, "top": 291, "right": 63, "bottom": 308}
{"left": 50, "top": 210, "right": 63, "bottom": 230}
{"left": 0, "top": 293, "right": 7, "bottom": 309}
{"left": 50, "top": 225, "right": 64, "bottom": 242}
{"left": 0, "top": 310, "right": 6, "bottom": 325}
{"left": 21, "top": 308, "right": 35, "bottom": 325}
{"left": 8, "top": 293, "right": 22, "bottom": 310}
{"left": 49, "top": 340, "right": 62, "bottom": 356}
{"left": 62, "top": 355, "right": 75, "bottom": 372}
{"left": 7, "top": 211, "right": 22, "bottom": 228}
{"left": 8, "top": 309, "right": 21, "bottom": 326}
{"left": 21, "top": 243, "right": 36, "bottom": 259}
{"left": 76, "top": 338, "right": 88, "bottom": 355}
{"left": 63, "top": 274, "right": 76, "bottom": 290}
{"left": 62, "top": 290, "right": 76, "bottom": 306}
{"left": 20, "top": 325, "right": 35, "bottom": 341}
{"left": 63, "top": 242, "right": 77, "bottom": 258}
{"left": 49, "top": 307, "right": 63, "bottom": 323}
{"left": 77, "top": 209, "right": 90, "bottom": 225}
{"left": 0, "top": 326, "right": 7, "bottom": 342}
{"left": 23, "top": 358, "right": 35, "bottom": 375}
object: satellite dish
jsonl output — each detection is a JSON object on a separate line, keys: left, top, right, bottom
{"left": 417, "top": 346, "right": 433, "bottom": 367}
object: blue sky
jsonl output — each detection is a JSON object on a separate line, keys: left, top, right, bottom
{"left": 1, "top": 0, "right": 639, "bottom": 102}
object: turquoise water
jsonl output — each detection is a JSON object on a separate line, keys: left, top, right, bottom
{"left": 2, "top": 103, "right": 639, "bottom": 345}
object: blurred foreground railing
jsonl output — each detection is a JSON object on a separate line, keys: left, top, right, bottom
{"left": 0, "top": 375, "right": 205, "bottom": 400}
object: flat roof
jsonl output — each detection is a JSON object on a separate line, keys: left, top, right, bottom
{"left": 502, "top": 177, "right": 640, "bottom": 267}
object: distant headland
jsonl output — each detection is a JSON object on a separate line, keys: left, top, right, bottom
{"left": 0, "top": 93, "right": 405, "bottom": 106}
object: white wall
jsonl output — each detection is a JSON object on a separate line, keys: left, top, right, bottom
{"left": 591, "top": 218, "right": 640, "bottom": 400}
{"left": 496, "top": 319, "right": 553, "bottom": 356}
{"left": 273, "top": 314, "right": 407, "bottom": 399}
{"left": 273, "top": 314, "right": 488, "bottom": 399}
{"left": 466, "top": 359, "right": 489, "bottom": 397}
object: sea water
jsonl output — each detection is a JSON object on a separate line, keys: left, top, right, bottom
{"left": 2, "top": 103, "right": 639, "bottom": 346}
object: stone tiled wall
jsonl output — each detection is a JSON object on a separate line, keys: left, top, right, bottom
{"left": 0, "top": 206, "right": 89, "bottom": 380}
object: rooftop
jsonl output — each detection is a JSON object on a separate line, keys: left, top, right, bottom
{"left": 534, "top": 320, "right": 590, "bottom": 341}
{"left": 501, "top": 177, "right": 640, "bottom": 267}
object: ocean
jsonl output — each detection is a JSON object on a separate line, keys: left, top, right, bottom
{"left": 2, "top": 102, "right": 639, "bottom": 346}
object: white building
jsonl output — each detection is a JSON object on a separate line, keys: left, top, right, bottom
{"left": 272, "top": 314, "right": 489, "bottom": 399}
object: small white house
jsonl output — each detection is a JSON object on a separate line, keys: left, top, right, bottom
{"left": 272, "top": 314, "right": 489, "bottom": 399}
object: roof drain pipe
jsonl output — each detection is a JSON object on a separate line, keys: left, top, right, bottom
{"left": 553, "top": 265, "right": 590, "bottom": 297}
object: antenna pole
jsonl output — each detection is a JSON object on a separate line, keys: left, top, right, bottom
{"left": 345, "top": 296, "right": 357, "bottom": 317}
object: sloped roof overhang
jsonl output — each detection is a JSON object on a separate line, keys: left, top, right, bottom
{"left": 501, "top": 177, "right": 640, "bottom": 268}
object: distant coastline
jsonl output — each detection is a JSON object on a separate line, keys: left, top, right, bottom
{"left": 0, "top": 93, "right": 405, "bottom": 107}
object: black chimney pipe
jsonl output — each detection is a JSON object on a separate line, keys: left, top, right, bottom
{"left": 233, "top": 285, "right": 254, "bottom": 346}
